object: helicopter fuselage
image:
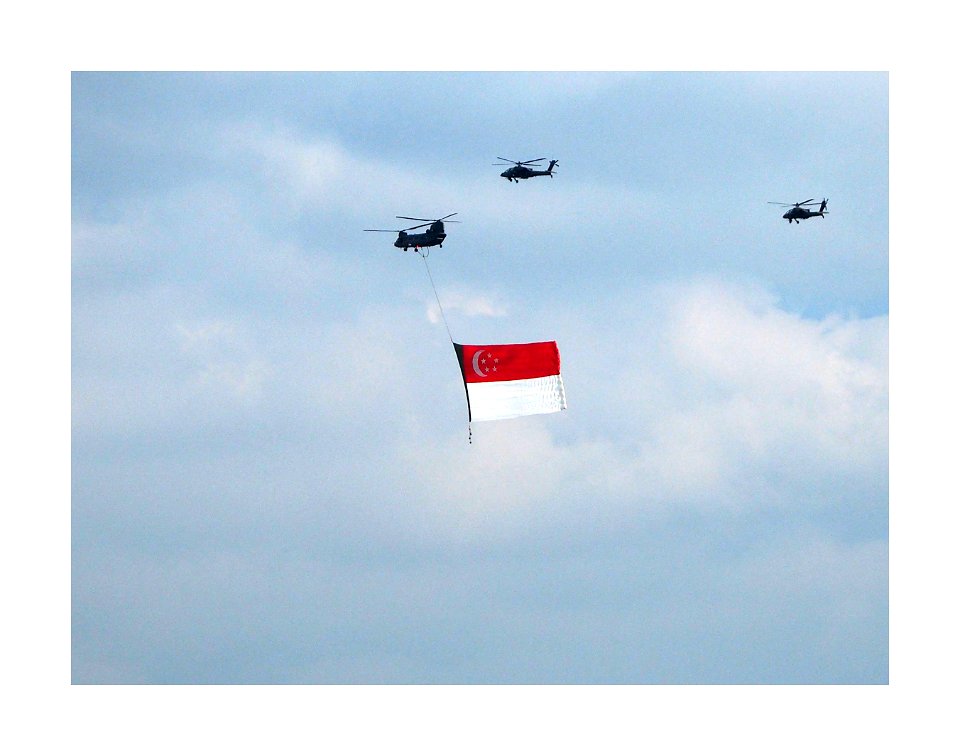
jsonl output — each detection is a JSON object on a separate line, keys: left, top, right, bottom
{"left": 783, "top": 207, "right": 825, "bottom": 222}
{"left": 501, "top": 160, "right": 558, "bottom": 182}
{"left": 395, "top": 222, "right": 446, "bottom": 250}
{"left": 502, "top": 166, "right": 542, "bottom": 180}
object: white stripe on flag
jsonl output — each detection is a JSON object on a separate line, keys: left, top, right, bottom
{"left": 466, "top": 374, "right": 567, "bottom": 422}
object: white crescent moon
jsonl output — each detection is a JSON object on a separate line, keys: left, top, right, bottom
{"left": 471, "top": 350, "right": 487, "bottom": 378}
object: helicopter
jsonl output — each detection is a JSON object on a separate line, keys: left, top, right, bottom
{"left": 494, "top": 157, "right": 559, "bottom": 182}
{"left": 364, "top": 214, "right": 459, "bottom": 251}
{"left": 768, "top": 198, "right": 829, "bottom": 223}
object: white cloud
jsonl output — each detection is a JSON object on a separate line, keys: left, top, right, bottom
{"left": 471, "top": 72, "right": 637, "bottom": 107}
{"left": 77, "top": 269, "right": 885, "bottom": 524}
{"left": 223, "top": 126, "right": 437, "bottom": 218}
{"left": 225, "top": 125, "right": 655, "bottom": 240}
{"left": 662, "top": 279, "right": 888, "bottom": 474}
{"left": 175, "top": 319, "right": 271, "bottom": 400}
{"left": 73, "top": 217, "right": 147, "bottom": 268}
{"left": 391, "top": 277, "right": 888, "bottom": 535}
{"left": 426, "top": 287, "right": 508, "bottom": 324}
{"left": 73, "top": 234, "right": 886, "bottom": 538}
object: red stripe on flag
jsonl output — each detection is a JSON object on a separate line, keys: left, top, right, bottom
{"left": 456, "top": 342, "right": 561, "bottom": 384}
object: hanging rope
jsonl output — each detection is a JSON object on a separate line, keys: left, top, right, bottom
{"left": 418, "top": 249, "right": 454, "bottom": 345}
{"left": 417, "top": 249, "right": 471, "bottom": 444}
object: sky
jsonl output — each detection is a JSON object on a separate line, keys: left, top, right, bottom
{"left": 71, "top": 71, "right": 889, "bottom": 687}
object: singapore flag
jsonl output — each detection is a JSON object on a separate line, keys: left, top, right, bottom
{"left": 453, "top": 341, "right": 567, "bottom": 422}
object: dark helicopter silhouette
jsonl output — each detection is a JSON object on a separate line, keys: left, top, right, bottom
{"left": 768, "top": 198, "right": 829, "bottom": 223}
{"left": 494, "top": 157, "right": 559, "bottom": 182}
{"left": 364, "top": 214, "right": 459, "bottom": 251}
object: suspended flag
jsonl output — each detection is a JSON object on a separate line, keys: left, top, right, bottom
{"left": 453, "top": 341, "right": 567, "bottom": 422}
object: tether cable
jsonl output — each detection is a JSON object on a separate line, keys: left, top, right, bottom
{"left": 419, "top": 249, "right": 454, "bottom": 344}
{"left": 418, "top": 249, "right": 471, "bottom": 443}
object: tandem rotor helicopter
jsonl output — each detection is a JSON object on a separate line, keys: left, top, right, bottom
{"left": 768, "top": 198, "right": 829, "bottom": 223}
{"left": 364, "top": 214, "right": 460, "bottom": 252}
{"left": 494, "top": 157, "right": 559, "bottom": 182}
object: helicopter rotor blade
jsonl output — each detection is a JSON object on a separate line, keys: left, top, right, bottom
{"left": 768, "top": 199, "right": 820, "bottom": 207}
{"left": 496, "top": 157, "right": 545, "bottom": 166}
{"left": 396, "top": 214, "right": 460, "bottom": 225}
{"left": 364, "top": 229, "right": 401, "bottom": 232}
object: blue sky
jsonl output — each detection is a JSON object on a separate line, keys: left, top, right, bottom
{"left": 71, "top": 70, "right": 888, "bottom": 686}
